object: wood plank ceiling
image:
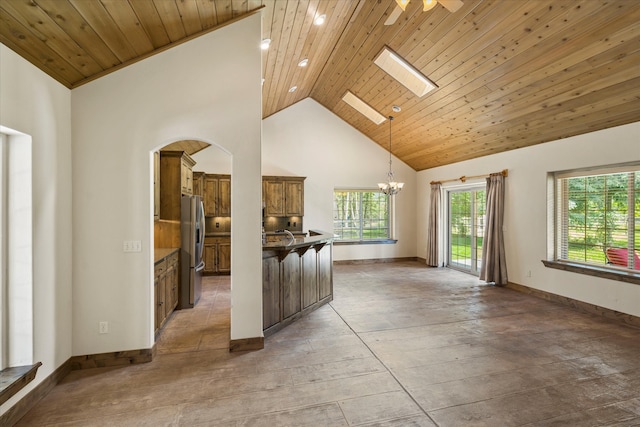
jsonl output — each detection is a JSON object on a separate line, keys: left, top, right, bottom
{"left": 2, "top": 0, "right": 639, "bottom": 171}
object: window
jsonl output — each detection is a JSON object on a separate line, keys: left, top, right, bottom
{"left": 552, "top": 163, "right": 639, "bottom": 272}
{"left": 333, "top": 190, "right": 391, "bottom": 242}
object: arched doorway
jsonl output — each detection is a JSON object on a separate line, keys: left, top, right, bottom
{"left": 151, "top": 139, "right": 232, "bottom": 353}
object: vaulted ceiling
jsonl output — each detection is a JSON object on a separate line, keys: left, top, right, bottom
{"left": 2, "top": 0, "right": 639, "bottom": 170}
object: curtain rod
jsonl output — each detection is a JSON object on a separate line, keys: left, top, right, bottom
{"left": 430, "top": 169, "right": 508, "bottom": 185}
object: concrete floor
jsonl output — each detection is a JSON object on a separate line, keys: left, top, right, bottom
{"left": 16, "top": 261, "right": 640, "bottom": 426}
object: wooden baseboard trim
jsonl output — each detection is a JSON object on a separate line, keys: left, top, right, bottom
{"left": 229, "top": 337, "right": 264, "bottom": 352}
{"left": 69, "top": 348, "right": 154, "bottom": 370}
{"left": 334, "top": 257, "right": 420, "bottom": 265}
{"left": 506, "top": 281, "right": 640, "bottom": 329}
{"left": 0, "top": 359, "right": 71, "bottom": 427}
{"left": 1, "top": 346, "right": 155, "bottom": 425}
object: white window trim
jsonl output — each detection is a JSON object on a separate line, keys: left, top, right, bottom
{"left": 333, "top": 188, "right": 396, "bottom": 243}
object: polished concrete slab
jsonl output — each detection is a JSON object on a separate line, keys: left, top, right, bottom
{"left": 15, "top": 262, "right": 640, "bottom": 426}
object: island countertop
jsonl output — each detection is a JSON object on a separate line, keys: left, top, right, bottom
{"left": 262, "top": 230, "right": 334, "bottom": 251}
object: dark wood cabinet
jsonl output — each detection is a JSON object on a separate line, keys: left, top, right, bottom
{"left": 203, "top": 174, "right": 231, "bottom": 217}
{"left": 204, "top": 236, "right": 231, "bottom": 275}
{"left": 262, "top": 176, "right": 305, "bottom": 217}
{"left": 262, "top": 235, "right": 333, "bottom": 336}
{"left": 262, "top": 255, "right": 280, "bottom": 330}
{"left": 192, "top": 171, "right": 204, "bottom": 198}
{"left": 154, "top": 249, "right": 179, "bottom": 336}
{"left": 159, "top": 151, "right": 196, "bottom": 220}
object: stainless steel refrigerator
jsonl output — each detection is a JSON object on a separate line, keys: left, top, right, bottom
{"left": 180, "top": 195, "right": 205, "bottom": 309}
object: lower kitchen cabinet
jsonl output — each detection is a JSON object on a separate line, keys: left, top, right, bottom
{"left": 262, "top": 234, "right": 333, "bottom": 336}
{"left": 154, "top": 249, "right": 179, "bottom": 336}
{"left": 204, "top": 236, "right": 231, "bottom": 275}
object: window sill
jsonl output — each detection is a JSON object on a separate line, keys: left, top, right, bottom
{"left": 0, "top": 362, "right": 42, "bottom": 405}
{"left": 542, "top": 260, "right": 640, "bottom": 285}
{"left": 335, "top": 239, "right": 397, "bottom": 246}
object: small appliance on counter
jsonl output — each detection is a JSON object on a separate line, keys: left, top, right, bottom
{"left": 180, "top": 195, "right": 205, "bottom": 308}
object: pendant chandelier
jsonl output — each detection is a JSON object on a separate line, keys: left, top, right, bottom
{"left": 378, "top": 115, "right": 404, "bottom": 195}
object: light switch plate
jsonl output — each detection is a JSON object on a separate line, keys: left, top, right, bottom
{"left": 123, "top": 240, "right": 142, "bottom": 252}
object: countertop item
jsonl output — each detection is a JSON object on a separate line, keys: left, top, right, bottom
{"left": 155, "top": 247, "right": 179, "bottom": 263}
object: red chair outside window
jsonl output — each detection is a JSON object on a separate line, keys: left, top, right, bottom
{"left": 605, "top": 247, "right": 640, "bottom": 270}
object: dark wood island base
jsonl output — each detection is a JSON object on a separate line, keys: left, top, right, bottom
{"left": 262, "top": 230, "right": 334, "bottom": 337}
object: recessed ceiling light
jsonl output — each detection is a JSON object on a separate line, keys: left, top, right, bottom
{"left": 298, "top": 58, "right": 309, "bottom": 67}
{"left": 392, "top": 105, "right": 401, "bottom": 112}
{"left": 342, "top": 91, "right": 386, "bottom": 125}
{"left": 288, "top": 86, "right": 297, "bottom": 93}
{"left": 314, "top": 14, "right": 326, "bottom": 25}
{"left": 374, "top": 47, "right": 437, "bottom": 97}
{"left": 260, "top": 38, "right": 271, "bottom": 50}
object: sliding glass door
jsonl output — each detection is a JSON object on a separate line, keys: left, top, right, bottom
{"left": 448, "top": 187, "right": 485, "bottom": 273}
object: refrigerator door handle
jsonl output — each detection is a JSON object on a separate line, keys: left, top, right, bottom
{"left": 195, "top": 260, "right": 205, "bottom": 272}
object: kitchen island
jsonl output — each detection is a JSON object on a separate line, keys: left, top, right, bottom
{"left": 262, "top": 230, "right": 334, "bottom": 336}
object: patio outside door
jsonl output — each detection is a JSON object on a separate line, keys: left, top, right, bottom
{"left": 447, "top": 187, "right": 485, "bottom": 274}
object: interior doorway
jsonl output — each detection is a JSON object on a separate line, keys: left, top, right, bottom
{"left": 447, "top": 186, "right": 485, "bottom": 274}
{"left": 151, "top": 139, "right": 232, "bottom": 347}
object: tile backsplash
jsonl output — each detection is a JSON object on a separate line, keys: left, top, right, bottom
{"left": 205, "top": 216, "right": 231, "bottom": 233}
{"left": 263, "top": 216, "right": 303, "bottom": 232}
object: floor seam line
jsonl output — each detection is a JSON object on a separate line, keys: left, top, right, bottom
{"left": 328, "top": 301, "right": 441, "bottom": 427}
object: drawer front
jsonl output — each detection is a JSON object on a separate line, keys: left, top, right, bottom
{"left": 154, "top": 259, "right": 167, "bottom": 276}
{"left": 168, "top": 251, "right": 179, "bottom": 267}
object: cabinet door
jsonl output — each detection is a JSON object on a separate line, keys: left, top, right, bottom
{"left": 218, "top": 177, "right": 231, "bottom": 217}
{"left": 157, "top": 273, "right": 167, "bottom": 328}
{"left": 302, "top": 249, "right": 318, "bottom": 308}
{"left": 264, "top": 181, "right": 285, "bottom": 216}
{"left": 165, "top": 264, "right": 174, "bottom": 318}
{"left": 181, "top": 159, "right": 193, "bottom": 195}
{"left": 154, "top": 276, "right": 160, "bottom": 334}
{"left": 193, "top": 172, "right": 204, "bottom": 198}
{"left": 203, "top": 177, "right": 217, "bottom": 216}
{"left": 154, "top": 151, "right": 160, "bottom": 220}
{"left": 217, "top": 242, "right": 231, "bottom": 273}
{"left": 285, "top": 180, "right": 304, "bottom": 216}
{"left": 203, "top": 243, "right": 216, "bottom": 273}
{"left": 262, "top": 255, "right": 280, "bottom": 329}
{"left": 317, "top": 244, "right": 332, "bottom": 300}
{"left": 282, "top": 254, "right": 301, "bottom": 319}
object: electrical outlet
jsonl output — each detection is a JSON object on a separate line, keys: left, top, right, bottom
{"left": 99, "top": 321, "right": 109, "bottom": 334}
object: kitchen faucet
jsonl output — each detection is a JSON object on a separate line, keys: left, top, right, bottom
{"left": 275, "top": 229, "right": 295, "bottom": 245}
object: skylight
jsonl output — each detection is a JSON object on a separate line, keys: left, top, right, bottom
{"left": 374, "top": 47, "right": 437, "bottom": 97}
{"left": 341, "top": 91, "right": 386, "bottom": 125}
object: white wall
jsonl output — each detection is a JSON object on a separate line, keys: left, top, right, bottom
{"left": 262, "top": 98, "right": 417, "bottom": 261}
{"left": 71, "top": 13, "right": 263, "bottom": 354}
{"left": 0, "top": 45, "right": 72, "bottom": 413}
{"left": 417, "top": 122, "right": 640, "bottom": 317}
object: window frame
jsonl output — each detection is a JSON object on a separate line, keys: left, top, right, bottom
{"left": 333, "top": 188, "right": 396, "bottom": 245}
{"left": 446, "top": 184, "right": 486, "bottom": 275}
{"left": 545, "top": 162, "right": 640, "bottom": 285}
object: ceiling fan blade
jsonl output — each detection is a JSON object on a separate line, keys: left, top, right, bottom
{"left": 384, "top": 5, "right": 403, "bottom": 25}
{"left": 438, "top": 0, "right": 463, "bottom": 13}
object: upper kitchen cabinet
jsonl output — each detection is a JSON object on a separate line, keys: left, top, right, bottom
{"left": 192, "top": 172, "right": 204, "bottom": 198}
{"left": 159, "top": 151, "right": 196, "bottom": 220}
{"left": 203, "top": 174, "right": 231, "bottom": 217}
{"left": 263, "top": 176, "right": 305, "bottom": 217}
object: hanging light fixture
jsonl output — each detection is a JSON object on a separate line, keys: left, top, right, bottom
{"left": 378, "top": 115, "right": 404, "bottom": 195}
